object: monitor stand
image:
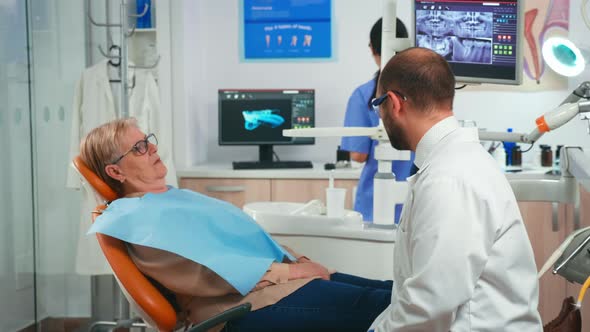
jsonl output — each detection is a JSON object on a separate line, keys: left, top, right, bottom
{"left": 258, "top": 144, "right": 274, "bottom": 163}
{"left": 232, "top": 145, "right": 313, "bottom": 170}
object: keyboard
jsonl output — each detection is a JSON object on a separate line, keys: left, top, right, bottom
{"left": 233, "top": 160, "right": 313, "bottom": 170}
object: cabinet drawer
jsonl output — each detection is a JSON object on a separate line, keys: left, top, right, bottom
{"left": 271, "top": 179, "right": 357, "bottom": 209}
{"left": 179, "top": 178, "right": 271, "bottom": 208}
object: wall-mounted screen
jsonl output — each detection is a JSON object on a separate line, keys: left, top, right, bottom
{"left": 413, "top": 0, "right": 523, "bottom": 85}
{"left": 242, "top": 0, "right": 332, "bottom": 60}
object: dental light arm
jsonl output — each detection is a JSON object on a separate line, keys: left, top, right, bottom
{"left": 528, "top": 101, "right": 590, "bottom": 141}
{"left": 479, "top": 81, "right": 590, "bottom": 143}
{"left": 381, "top": 0, "right": 410, "bottom": 65}
{"left": 283, "top": 127, "right": 380, "bottom": 139}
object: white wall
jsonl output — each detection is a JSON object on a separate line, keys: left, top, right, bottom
{"left": 171, "top": 0, "right": 590, "bottom": 169}
{"left": 173, "top": 0, "right": 403, "bottom": 165}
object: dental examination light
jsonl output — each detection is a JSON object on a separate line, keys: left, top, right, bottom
{"left": 541, "top": 0, "right": 590, "bottom": 79}
{"left": 542, "top": 37, "right": 586, "bottom": 77}
{"left": 285, "top": 0, "right": 411, "bottom": 228}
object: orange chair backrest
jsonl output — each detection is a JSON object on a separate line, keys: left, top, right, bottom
{"left": 73, "top": 156, "right": 178, "bottom": 332}
{"left": 73, "top": 156, "right": 118, "bottom": 203}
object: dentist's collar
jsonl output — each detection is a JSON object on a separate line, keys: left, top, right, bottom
{"left": 413, "top": 116, "right": 460, "bottom": 170}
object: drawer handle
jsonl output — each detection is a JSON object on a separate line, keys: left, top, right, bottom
{"left": 206, "top": 185, "right": 246, "bottom": 193}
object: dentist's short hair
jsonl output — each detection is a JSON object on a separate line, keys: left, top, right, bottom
{"left": 379, "top": 47, "right": 455, "bottom": 112}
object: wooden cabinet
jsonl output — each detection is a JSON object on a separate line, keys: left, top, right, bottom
{"left": 179, "top": 177, "right": 357, "bottom": 209}
{"left": 179, "top": 178, "right": 271, "bottom": 207}
{"left": 271, "top": 179, "right": 357, "bottom": 209}
{"left": 520, "top": 187, "right": 590, "bottom": 325}
{"left": 519, "top": 201, "right": 568, "bottom": 325}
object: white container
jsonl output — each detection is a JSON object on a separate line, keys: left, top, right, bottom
{"left": 493, "top": 145, "right": 506, "bottom": 169}
{"left": 326, "top": 188, "right": 346, "bottom": 218}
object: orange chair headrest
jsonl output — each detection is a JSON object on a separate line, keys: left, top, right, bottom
{"left": 73, "top": 156, "right": 118, "bottom": 202}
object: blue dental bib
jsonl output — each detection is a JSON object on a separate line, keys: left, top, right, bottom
{"left": 88, "top": 187, "right": 294, "bottom": 295}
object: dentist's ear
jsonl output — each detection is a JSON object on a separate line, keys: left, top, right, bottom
{"left": 105, "top": 164, "right": 125, "bottom": 183}
{"left": 388, "top": 91, "right": 404, "bottom": 117}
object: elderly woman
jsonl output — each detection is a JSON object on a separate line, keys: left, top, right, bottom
{"left": 80, "top": 118, "right": 392, "bottom": 332}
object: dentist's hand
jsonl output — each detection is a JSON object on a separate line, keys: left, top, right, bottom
{"left": 289, "top": 261, "right": 332, "bottom": 281}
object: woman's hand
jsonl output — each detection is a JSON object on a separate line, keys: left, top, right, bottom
{"left": 297, "top": 256, "right": 311, "bottom": 263}
{"left": 289, "top": 261, "right": 331, "bottom": 281}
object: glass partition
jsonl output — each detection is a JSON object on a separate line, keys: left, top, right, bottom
{"left": 1, "top": 0, "right": 90, "bottom": 330}
{"left": 28, "top": 0, "right": 90, "bottom": 329}
{"left": 0, "top": 1, "right": 36, "bottom": 330}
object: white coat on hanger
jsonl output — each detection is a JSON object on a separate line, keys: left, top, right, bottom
{"left": 66, "top": 59, "right": 177, "bottom": 275}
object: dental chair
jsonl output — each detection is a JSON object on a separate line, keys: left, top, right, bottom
{"left": 72, "top": 156, "right": 251, "bottom": 332}
{"left": 538, "top": 227, "right": 590, "bottom": 332}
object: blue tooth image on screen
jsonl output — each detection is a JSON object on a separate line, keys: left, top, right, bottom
{"left": 218, "top": 89, "right": 315, "bottom": 164}
{"left": 416, "top": 11, "right": 493, "bottom": 64}
{"left": 242, "top": 110, "right": 286, "bottom": 131}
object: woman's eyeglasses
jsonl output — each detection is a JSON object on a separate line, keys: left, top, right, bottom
{"left": 110, "top": 133, "right": 158, "bottom": 164}
{"left": 370, "top": 90, "right": 407, "bottom": 113}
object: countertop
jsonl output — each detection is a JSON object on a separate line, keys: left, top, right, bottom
{"left": 177, "top": 163, "right": 558, "bottom": 180}
{"left": 177, "top": 163, "right": 363, "bottom": 179}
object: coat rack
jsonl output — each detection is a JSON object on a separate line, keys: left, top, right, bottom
{"left": 83, "top": 1, "right": 161, "bottom": 329}
{"left": 87, "top": 0, "right": 160, "bottom": 118}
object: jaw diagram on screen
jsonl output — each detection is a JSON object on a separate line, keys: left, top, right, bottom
{"left": 242, "top": 110, "right": 286, "bottom": 130}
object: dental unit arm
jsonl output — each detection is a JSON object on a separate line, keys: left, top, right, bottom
{"left": 478, "top": 81, "right": 590, "bottom": 144}
{"left": 284, "top": 0, "right": 410, "bottom": 228}
{"left": 510, "top": 82, "right": 590, "bottom": 306}
{"left": 283, "top": 123, "right": 409, "bottom": 227}
{"left": 371, "top": 0, "right": 412, "bottom": 228}
{"left": 285, "top": 83, "right": 590, "bottom": 227}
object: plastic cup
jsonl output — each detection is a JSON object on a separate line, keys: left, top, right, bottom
{"left": 326, "top": 188, "right": 346, "bottom": 218}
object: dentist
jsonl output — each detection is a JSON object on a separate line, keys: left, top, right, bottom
{"left": 368, "top": 47, "right": 542, "bottom": 331}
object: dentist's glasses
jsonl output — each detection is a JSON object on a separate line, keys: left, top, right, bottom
{"left": 110, "top": 133, "right": 158, "bottom": 164}
{"left": 370, "top": 90, "right": 408, "bottom": 113}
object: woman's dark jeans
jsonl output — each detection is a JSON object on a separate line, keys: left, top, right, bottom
{"left": 222, "top": 272, "right": 392, "bottom": 332}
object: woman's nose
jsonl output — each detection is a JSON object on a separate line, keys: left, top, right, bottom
{"left": 148, "top": 141, "right": 158, "bottom": 154}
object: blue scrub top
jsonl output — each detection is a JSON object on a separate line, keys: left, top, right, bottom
{"left": 341, "top": 78, "right": 415, "bottom": 222}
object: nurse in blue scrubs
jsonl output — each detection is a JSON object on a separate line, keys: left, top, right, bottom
{"left": 341, "top": 18, "right": 415, "bottom": 223}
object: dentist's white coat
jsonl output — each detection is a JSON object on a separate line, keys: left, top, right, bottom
{"left": 66, "top": 60, "right": 177, "bottom": 275}
{"left": 370, "top": 117, "right": 542, "bottom": 331}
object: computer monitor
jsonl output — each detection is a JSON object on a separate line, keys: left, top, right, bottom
{"left": 412, "top": 0, "right": 523, "bottom": 85}
{"left": 218, "top": 89, "right": 315, "bottom": 163}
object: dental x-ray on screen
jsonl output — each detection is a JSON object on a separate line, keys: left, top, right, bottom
{"left": 413, "top": 0, "right": 523, "bottom": 85}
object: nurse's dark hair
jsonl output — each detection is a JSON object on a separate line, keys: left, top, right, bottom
{"left": 368, "top": 17, "right": 408, "bottom": 108}
{"left": 79, "top": 117, "right": 139, "bottom": 196}
{"left": 380, "top": 47, "right": 455, "bottom": 111}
